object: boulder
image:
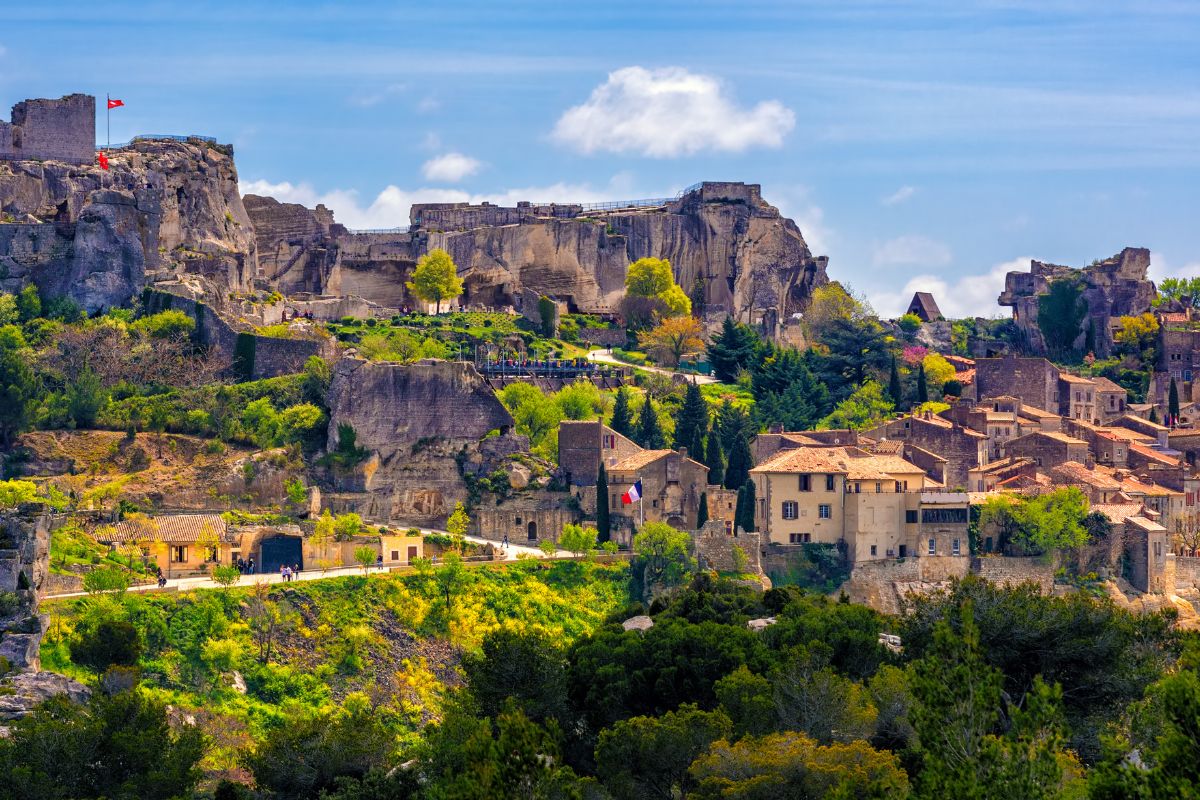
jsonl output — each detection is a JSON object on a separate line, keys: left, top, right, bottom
{"left": 507, "top": 462, "right": 532, "bottom": 490}
{"left": 0, "top": 671, "right": 91, "bottom": 722}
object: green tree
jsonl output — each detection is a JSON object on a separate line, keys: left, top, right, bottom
{"left": 978, "top": 488, "right": 1090, "bottom": 555}
{"left": 66, "top": 368, "right": 107, "bottom": 428}
{"left": 822, "top": 380, "right": 894, "bottom": 430}
{"left": 353, "top": 545, "right": 377, "bottom": 575}
{"left": 1158, "top": 276, "right": 1200, "bottom": 305}
{"left": 636, "top": 396, "right": 666, "bottom": 449}
{"left": 707, "top": 317, "right": 761, "bottom": 383}
{"left": 447, "top": 501, "right": 470, "bottom": 539}
{"left": 0, "top": 689, "right": 205, "bottom": 800}
{"left": 70, "top": 618, "right": 143, "bottom": 673}
{"left": 82, "top": 565, "right": 132, "bottom": 594}
{"left": 704, "top": 422, "right": 725, "bottom": 486}
{"left": 212, "top": 564, "right": 241, "bottom": 591}
{"left": 245, "top": 696, "right": 396, "bottom": 800}
{"left": 463, "top": 629, "right": 571, "bottom": 725}
{"left": 434, "top": 552, "right": 466, "bottom": 612}
{"left": 0, "top": 325, "right": 37, "bottom": 447}
{"left": 406, "top": 248, "right": 463, "bottom": 314}
{"left": 724, "top": 432, "right": 753, "bottom": 491}
{"left": 916, "top": 362, "right": 929, "bottom": 404}
{"left": 674, "top": 381, "right": 708, "bottom": 453}
{"left": 0, "top": 293, "right": 16, "bottom": 327}
{"left": 770, "top": 644, "right": 877, "bottom": 744}
{"left": 129, "top": 309, "right": 195, "bottom": 339}
{"left": 1037, "top": 277, "right": 1088, "bottom": 359}
{"left": 715, "top": 665, "right": 777, "bottom": 738}
{"left": 689, "top": 731, "right": 911, "bottom": 800}
{"left": 595, "top": 704, "right": 732, "bottom": 800}
{"left": 888, "top": 355, "right": 903, "bottom": 409}
{"left": 596, "top": 464, "right": 611, "bottom": 543}
{"left": 735, "top": 479, "right": 756, "bottom": 533}
{"left": 537, "top": 295, "right": 557, "bottom": 338}
{"left": 610, "top": 387, "right": 634, "bottom": 438}
{"left": 15, "top": 284, "right": 41, "bottom": 322}
{"left": 335, "top": 512, "right": 364, "bottom": 539}
{"left": 696, "top": 491, "right": 709, "bottom": 529}
{"left": 559, "top": 523, "right": 598, "bottom": 558}
{"left": 633, "top": 521, "right": 694, "bottom": 587}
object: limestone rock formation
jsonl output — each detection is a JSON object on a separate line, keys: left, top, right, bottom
{"left": 998, "top": 247, "right": 1156, "bottom": 357}
{"left": 0, "top": 138, "right": 257, "bottom": 312}
{"left": 325, "top": 359, "right": 516, "bottom": 524}
{"left": 244, "top": 182, "right": 829, "bottom": 334}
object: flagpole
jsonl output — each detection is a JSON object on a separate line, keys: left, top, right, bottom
{"left": 106, "top": 94, "right": 110, "bottom": 149}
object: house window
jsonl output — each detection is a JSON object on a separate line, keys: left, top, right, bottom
{"left": 854, "top": 483, "right": 861, "bottom": 494}
{"left": 818, "top": 504, "right": 831, "bottom": 519}
{"left": 171, "top": 545, "right": 187, "bottom": 563}
{"left": 875, "top": 482, "right": 883, "bottom": 493}
{"left": 952, "top": 538, "right": 961, "bottom": 556}
{"left": 603, "top": 434, "right": 615, "bottom": 449}
{"left": 894, "top": 481, "right": 902, "bottom": 493}
{"left": 825, "top": 474, "right": 835, "bottom": 491}
{"left": 391, "top": 550, "right": 400, "bottom": 561}
{"left": 652, "top": 499, "right": 658, "bottom": 508}
{"left": 789, "top": 533, "right": 804, "bottom": 544}
{"left": 515, "top": 517, "right": 522, "bottom": 526}
{"left": 905, "top": 510, "right": 918, "bottom": 524}
{"left": 612, "top": 494, "right": 619, "bottom": 506}
{"left": 798, "top": 474, "right": 811, "bottom": 491}
{"left": 927, "top": 538, "right": 936, "bottom": 555}
{"left": 870, "top": 545, "right": 877, "bottom": 556}
{"left": 782, "top": 501, "right": 798, "bottom": 520}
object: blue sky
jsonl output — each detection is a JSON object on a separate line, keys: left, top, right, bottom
{"left": 3, "top": 1, "right": 1199, "bottom": 317}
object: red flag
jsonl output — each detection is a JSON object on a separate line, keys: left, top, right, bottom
{"left": 108, "top": 98, "right": 124, "bottom": 109}
{"left": 97, "top": 151, "right": 109, "bottom": 171}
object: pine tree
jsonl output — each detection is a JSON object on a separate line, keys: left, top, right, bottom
{"left": 708, "top": 317, "right": 761, "bottom": 383}
{"left": 725, "top": 433, "right": 753, "bottom": 491}
{"left": 596, "top": 464, "right": 611, "bottom": 543}
{"left": 888, "top": 355, "right": 903, "bottom": 409}
{"left": 916, "top": 363, "right": 929, "bottom": 405}
{"left": 696, "top": 491, "right": 709, "bottom": 529}
{"left": 636, "top": 397, "right": 666, "bottom": 449}
{"left": 610, "top": 387, "right": 633, "bottom": 438}
{"left": 705, "top": 423, "right": 725, "bottom": 487}
{"left": 1169, "top": 378, "right": 1180, "bottom": 426}
{"left": 674, "top": 381, "right": 708, "bottom": 452}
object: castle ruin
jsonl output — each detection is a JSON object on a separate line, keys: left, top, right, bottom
{"left": 0, "top": 94, "right": 95, "bottom": 164}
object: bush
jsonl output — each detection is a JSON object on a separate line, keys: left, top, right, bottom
{"left": 70, "top": 618, "right": 144, "bottom": 673}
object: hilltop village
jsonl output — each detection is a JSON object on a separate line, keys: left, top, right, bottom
{"left": 3, "top": 92, "right": 1200, "bottom": 797}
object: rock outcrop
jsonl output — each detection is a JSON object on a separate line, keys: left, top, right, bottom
{"left": 0, "top": 137, "right": 257, "bottom": 311}
{"left": 998, "top": 247, "right": 1156, "bottom": 357}
{"left": 245, "top": 182, "right": 829, "bottom": 334}
{"left": 325, "top": 359, "right": 516, "bottom": 524}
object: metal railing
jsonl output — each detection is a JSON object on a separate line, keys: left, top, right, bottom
{"left": 101, "top": 134, "right": 218, "bottom": 149}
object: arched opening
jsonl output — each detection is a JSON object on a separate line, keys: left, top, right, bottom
{"left": 259, "top": 535, "right": 303, "bottom": 576}
{"left": 527, "top": 521, "right": 538, "bottom": 541}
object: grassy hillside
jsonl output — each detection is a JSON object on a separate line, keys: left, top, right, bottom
{"left": 40, "top": 560, "right": 631, "bottom": 777}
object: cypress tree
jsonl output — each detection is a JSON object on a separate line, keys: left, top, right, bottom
{"left": 636, "top": 397, "right": 666, "bottom": 449}
{"left": 916, "top": 363, "right": 929, "bottom": 405}
{"left": 705, "top": 423, "right": 725, "bottom": 487}
{"left": 690, "top": 425, "right": 706, "bottom": 464}
{"left": 596, "top": 464, "right": 611, "bottom": 543}
{"left": 696, "top": 491, "right": 709, "bottom": 529}
{"left": 724, "top": 433, "right": 753, "bottom": 491}
{"left": 1150, "top": 406, "right": 1160, "bottom": 424}
{"left": 888, "top": 355, "right": 903, "bottom": 409}
{"left": 674, "top": 381, "right": 708, "bottom": 452}
{"left": 610, "top": 387, "right": 633, "bottom": 438}
{"left": 739, "top": 479, "right": 756, "bottom": 533}
{"left": 1169, "top": 378, "right": 1180, "bottom": 426}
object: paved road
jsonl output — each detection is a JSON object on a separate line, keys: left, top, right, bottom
{"left": 45, "top": 531, "right": 573, "bottom": 599}
{"left": 587, "top": 349, "right": 718, "bottom": 384}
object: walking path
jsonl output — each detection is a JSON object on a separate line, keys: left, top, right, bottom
{"left": 44, "top": 531, "right": 578, "bottom": 599}
{"left": 586, "top": 349, "right": 718, "bottom": 384}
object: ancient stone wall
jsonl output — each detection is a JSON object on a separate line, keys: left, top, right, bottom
{"left": 972, "top": 556, "right": 1055, "bottom": 592}
{"left": 974, "top": 356, "right": 1060, "bottom": 412}
{"left": 694, "top": 521, "right": 762, "bottom": 574}
{"left": 0, "top": 94, "right": 94, "bottom": 164}
{"left": 0, "top": 511, "right": 50, "bottom": 671}
{"left": 1175, "top": 556, "right": 1200, "bottom": 590}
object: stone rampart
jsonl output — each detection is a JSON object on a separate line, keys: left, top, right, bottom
{"left": 694, "top": 520, "right": 762, "bottom": 574}
{"left": 1176, "top": 556, "right": 1200, "bottom": 590}
{"left": 0, "top": 94, "right": 95, "bottom": 164}
{"left": 972, "top": 555, "right": 1056, "bottom": 592}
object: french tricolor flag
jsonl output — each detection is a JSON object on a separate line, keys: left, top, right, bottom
{"left": 621, "top": 480, "right": 642, "bottom": 505}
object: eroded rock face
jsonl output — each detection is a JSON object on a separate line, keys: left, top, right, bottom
{"left": 325, "top": 359, "right": 515, "bottom": 525}
{"left": 244, "top": 182, "right": 829, "bottom": 334}
{"left": 998, "top": 247, "right": 1156, "bottom": 357}
{"left": 0, "top": 138, "right": 256, "bottom": 312}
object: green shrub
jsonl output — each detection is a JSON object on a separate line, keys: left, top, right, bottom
{"left": 70, "top": 618, "right": 143, "bottom": 673}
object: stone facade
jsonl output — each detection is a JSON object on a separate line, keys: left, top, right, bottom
{"left": 973, "top": 356, "right": 1061, "bottom": 413}
{"left": 0, "top": 94, "right": 94, "bottom": 164}
{"left": 694, "top": 520, "right": 762, "bottom": 574}
{"left": 997, "top": 247, "right": 1156, "bottom": 357}
{"left": 865, "top": 414, "right": 987, "bottom": 490}
{"left": 472, "top": 492, "right": 580, "bottom": 545}
{"left": 558, "top": 420, "right": 642, "bottom": 490}
{"left": 0, "top": 511, "right": 50, "bottom": 671}
{"left": 607, "top": 449, "right": 709, "bottom": 540}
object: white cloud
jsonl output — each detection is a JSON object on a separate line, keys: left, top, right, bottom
{"left": 868, "top": 256, "right": 1030, "bottom": 320}
{"left": 240, "top": 176, "right": 632, "bottom": 230}
{"left": 1149, "top": 251, "right": 1200, "bottom": 283}
{"left": 416, "top": 96, "right": 440, "bottom": 114}
{"left": 763, "top": 184, "right": 832, "bottom": 258}
{"left": 872, "top": 234, "right": 952, "bottom": 268}
{"left": 347, "top": 83, "right": 407, "bottom": 108}
{"left": 551, "top": 66, "right": 795, "bottom": 158}
{"left": 421, "top": 152, "right": 483, "bottom": 182}
{"left": 881, "top": 185, "right": 916, "bottom": 206}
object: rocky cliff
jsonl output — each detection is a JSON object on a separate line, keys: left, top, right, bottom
{"left": 245, "top": 182, "right": 828, "bottom": 331}
{"left": 0, "top": 138, "right": 257, "bottom": 311}
{"left": 325, "top": 359, "right": 518, "bottom": 525}
{"left": 998, "top": 247, "right": 1156, "bottom": 357}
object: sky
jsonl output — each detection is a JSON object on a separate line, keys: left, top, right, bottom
{"left": 3, "top": 1, "right": 1200, "bottom": 318}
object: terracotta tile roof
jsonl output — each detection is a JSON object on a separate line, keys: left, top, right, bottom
{"left": 971, "top": 456, "right": 1034, "bottom": 475}
{"left": 1128, "top": 442, "right": 1180, "bottom": 466}
{"left": 610, "top": 449, "right": 675, "bottom": 472}
{"left": 107, "top": 513, "right": 231, "bottom": 544}
{"left": 752, "top": 446, "right": 925, "bottom": 479}
{"left": 779, "top": 433, "right": 824, "bottom": 447}
{"left": 1116, "top": 414, "right": 1168, "bottom": 433}
{"left": 1049, "top": 461, "right": 1122, "bottom": 490}
{"left": 956, "top": 368, "right": 976, "bottom": 386}
{"left": 1060, "top": 374, "right": 1094, "bottom": 384}
{"left": 1091, "top": 503, "right": 1144, "bottom": 524}
{"left": 1098, "top": 426, "right": 1155, "bottom": 444}
{"left": 1015, "top": 430, "right": 1088, "bottom": 446}
{"left": 1091, "top": 377, "right": 1126, "bottom": 393}
{"left": 1018, "top": 404, "right": 1059, "bottom": 420}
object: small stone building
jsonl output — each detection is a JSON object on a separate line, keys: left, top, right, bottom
{"left": 1002, "top": 430, "right": 1090, "bottom": 470}
{"left": 866, "top": 413, "right": 987, "bottom": 490}
{"left": 558, "top": 420, "right": 642, "bottom": 488}
{"left": 607, "top": 449, "right": 709, "bottom": 543}
{"left": 106, "top": 513, "right": 235, "bottom": 578}
{"left": 905, "top": 292, "right": 943, "bottom": 322}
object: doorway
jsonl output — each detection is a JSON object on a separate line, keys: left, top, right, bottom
{"left": 527, "top": 521, "right": 538, "bottom": 541}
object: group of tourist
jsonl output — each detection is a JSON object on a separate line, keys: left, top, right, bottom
{"left": 235, "top": 556, "right": 256, "bottom": 574}
{"left": 279, "top": 563, "right": 300, "bottom": 582}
